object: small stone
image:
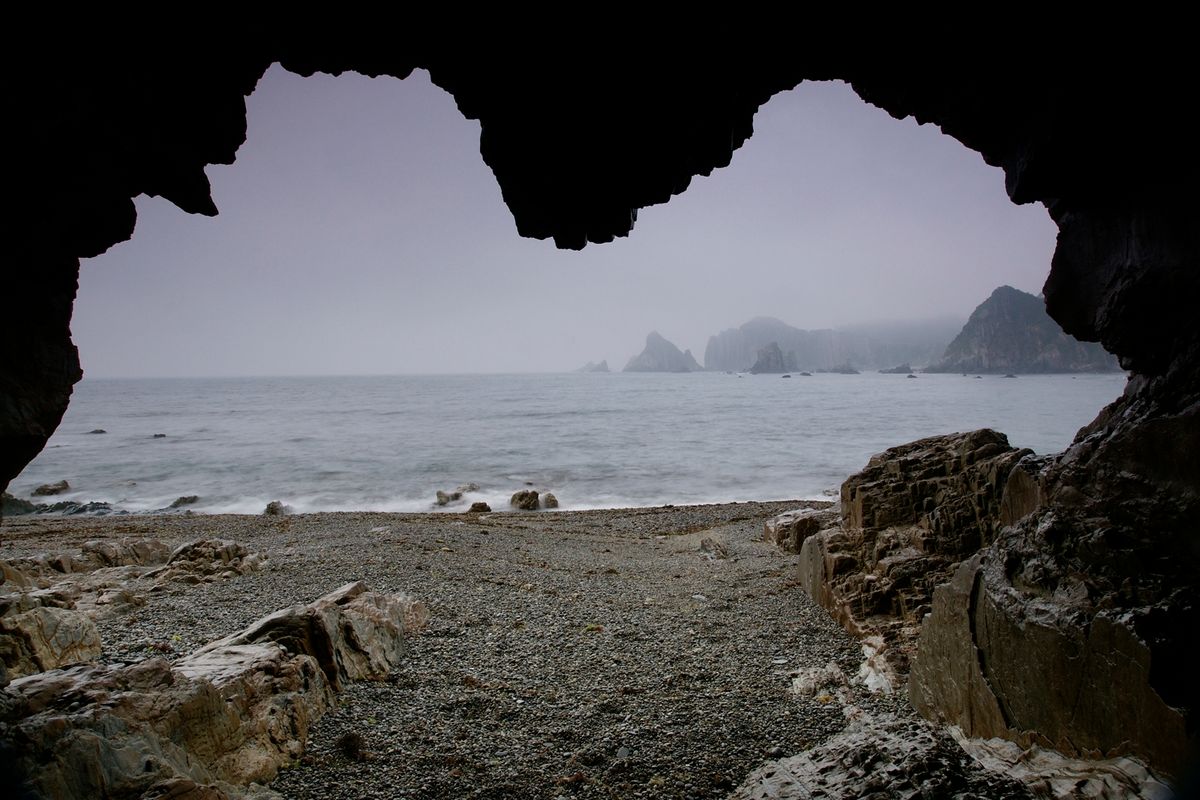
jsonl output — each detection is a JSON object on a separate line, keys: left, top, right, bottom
{"left": 263, "top": 501, "right": 291, "bottom": 516}
{"left": 468, "top": 502, "right": 491, "bottom": 513}
{"left": 541, "top": 493, "right": 559, "bottom": 509}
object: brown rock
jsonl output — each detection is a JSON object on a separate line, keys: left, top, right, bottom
{"left": 541, "top": 492, "right": 559, "bottom": 509}
{"left": 468, "top": 502, "right": 491, "bottom": 513}
{"left": 0, "top": 605, "right": 102, "bottom": 677}
{"left": 33, "top": 479, "right": 69, "bottom": 496}
{"left": 763, "top": 507, "right": 836, "bottom": 553}
{"left": 1, "top": 582, "right": 425, "bottom": 799}
{"left": 797, "top": 430, "right": 1028, "bottom": 673}
{"left": 510, "top": 490, "right": 539, "bottom": 510}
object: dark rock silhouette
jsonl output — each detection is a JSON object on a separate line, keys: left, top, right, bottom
{"left": 749, "top": 342, "right": 794, "bottom": 374}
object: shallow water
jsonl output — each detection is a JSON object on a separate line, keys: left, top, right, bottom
{"left": 11, "top": 372, "right": 1126, "bottom": 514}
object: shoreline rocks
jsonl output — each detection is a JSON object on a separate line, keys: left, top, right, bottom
{"left": 2, "top": 581, "right": 425, "bottom": 800}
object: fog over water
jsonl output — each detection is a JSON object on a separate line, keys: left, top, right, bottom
{"left": 73, "top": 67, "right": 1058, "bottom": 378}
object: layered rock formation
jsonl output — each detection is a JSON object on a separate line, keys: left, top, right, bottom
{"left": 797, "top": 430, "right": 1029, "bottom": 672}
{"left": 622, "top": 331, "right": 701, "bottom": 372}
{"left": 781, "top": 415, "right": 1198, "bottom": 783}
{"left": 2, "top": 581, "right": 426, "bottom": 800}
{"left": 927, "top": 285, "right": 1121, "bottom": 373}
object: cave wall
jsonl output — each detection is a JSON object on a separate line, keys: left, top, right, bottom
{"left": 5, "top": 42, "right": 1198, "bottom": 774}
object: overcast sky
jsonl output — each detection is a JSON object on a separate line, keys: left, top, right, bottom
{"left": 74, "top": 67, "right": 1058, "bottom": 377}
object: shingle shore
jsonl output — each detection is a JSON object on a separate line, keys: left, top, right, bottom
{"left": 2, "top": 502, "right": 911, "bottom": 799}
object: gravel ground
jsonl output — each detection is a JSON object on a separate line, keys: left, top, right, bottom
{"left": 1, "top": 501, "right": 910, "bottom": 799}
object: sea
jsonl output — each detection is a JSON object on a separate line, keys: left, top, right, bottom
{"left": 9, "top": 372, "right": 1128, "bottom": 515}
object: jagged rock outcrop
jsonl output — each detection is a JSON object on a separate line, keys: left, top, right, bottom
{"left": 927, "top": 285, "right": 1121, "bottom": 373}
{"left": 1, "top": 581, "right": 426, "bottom": 800}
{"left": 748, "top": 341, "right": 795, "bottom": 374}
{"left": 908, "top": 378, "right": 1199, "bottom": 779}
{"left": 879, "top": 363, "right": 913, "bottom": 374}
{"left": 623, "top": 332, "right": 701, "bottom": 372}
{"left": 796, "top": 430, "right": 1029, "bottom": 672}
{"left": 576, "top": 360, "right": 610, "bottom": 373}
{"left": 32, "top": 480, "right": 69, "bottom": 496}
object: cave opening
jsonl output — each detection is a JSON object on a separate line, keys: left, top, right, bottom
{"left": 7, "top": 67, "right": 1124, "bottom": 515}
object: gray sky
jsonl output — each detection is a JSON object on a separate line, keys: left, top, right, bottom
{"left": 75, "top": 67, "right": 1058, "bottom": 377}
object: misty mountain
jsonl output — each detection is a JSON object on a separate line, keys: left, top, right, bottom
{"left": 624, "top": 332, "right": 702, "bottom": 373}
{"left": 704, "top": 316, "right": 961, "bottom": 372}
{"left": 926, "top": 286, "right": 1121, "bottom": 374}
{"left": 576, "top": 360, "right": 610, "bottom": 373}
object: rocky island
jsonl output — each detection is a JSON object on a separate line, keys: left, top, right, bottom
{"left": 622, "top": 332, "right": 702, "bottom": 373}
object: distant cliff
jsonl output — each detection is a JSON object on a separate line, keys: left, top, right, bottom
{"left": 576, "top": 360, "right": 610, "bottom": 373}
{"left": 624, "top": 332, "right": 702, "bottom": 373}
{"left": 926, "top": 286, "right": 1121, "bottom": 374}
{"left": 705, "top": 317, "right": 959, "bottom": 372}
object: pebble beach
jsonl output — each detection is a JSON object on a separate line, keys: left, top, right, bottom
{"left": 0, "top": 501, "right": 922, "bottom": 799}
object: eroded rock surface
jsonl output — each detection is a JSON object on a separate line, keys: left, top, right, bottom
{"left": 731, "top": 713, "right": 1033, "bottom": 800}
{"left": 762, "top": 506, "right": 837, "bottom": 554}
{"left": 1, "top": 581, "right": 425, "bottom": 800}
{"left": 796, "top": 429, "right": 1028, "bottom": 671}
{"left": 910, "top": 377, "right": 1200, "bottom": 779}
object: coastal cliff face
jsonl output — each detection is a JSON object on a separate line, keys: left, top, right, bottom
{"left": 4, "top": 40, "right": 1197, "bottom": 790}
{"left": 705, "top": 316, "right": 957, "bottom": 372}
{"left": 623, "top": 332, "right": 701, "bottom": 373}
{"left": 927, "top": 285, "right": 1120, "bottom": 373}
{"left": 748, "top": 341, "right": 795, "bottom": 373}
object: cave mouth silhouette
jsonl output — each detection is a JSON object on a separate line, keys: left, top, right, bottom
{"left": 68, "top": 68, "right": 1060, "bottom": 382}
{"left": 4, "top": 49, "right": 1197, "bottom": 784}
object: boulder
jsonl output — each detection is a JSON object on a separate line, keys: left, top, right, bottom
{"left": 32, "top": 480, "right": 69, "bottom": 496}
{"left": 170, "top": 495, "right": 199, "bottom": 508}
{"left": 510, "top": 490, "right": 539, "bottom": 510}
{"left": 262, "top": 501, "right": 290, "bottom": 516}
{"left": 540, "top": 492, "right": 559, "bottom": 509}
{"left": 468, "top": 502, "right": 491, "bottom": 513}
{"left": 0, "top": 605, "right": 102, "bottom": 677}
{"left": 1, "top": 492, "right": 38, "bottom": 515}
{"left": 762, "top": 507, "right": 836, "bottom": 553}
{"left": 87, "top": 429, "right": 107, "bottom": 434}
{"left": 435, "top": 483, "right": 479, "bottom": 506}
{"left": 1, "top": 582, "right": 426, "bottom": 799}
{"left": 731, "top": 713, "right": 1032, "bottom": 800}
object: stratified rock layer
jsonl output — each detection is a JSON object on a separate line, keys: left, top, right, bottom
{"left": 797, "top": 430, "right": 1028, "bottom": 671}
{"left": 910, "top": 378, "right": 1199, "bottom": 778}
{"left": 1, "top": 581, "right": 425, "bottom": 800}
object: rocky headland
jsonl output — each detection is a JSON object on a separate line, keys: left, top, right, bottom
{"left": 927, "top": 286, "right": 1121, "bottom": 374}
